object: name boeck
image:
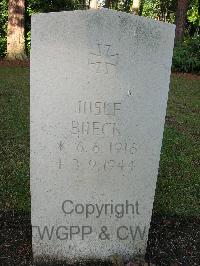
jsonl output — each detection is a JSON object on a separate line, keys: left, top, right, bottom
{"left": 71, "top": 120, "right": 121, "bottom": 137}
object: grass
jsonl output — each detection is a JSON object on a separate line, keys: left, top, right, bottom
{"left": 0, "top": 68, "right": 199, "bottom": 218}
{"left": 154, "top": 74, "right": 200, "bottom": 217}
{"left": 0, "top": 67, "right": 30, "bottom": 210}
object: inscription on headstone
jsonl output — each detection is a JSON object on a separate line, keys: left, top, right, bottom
{"left": 31, "top": 9, "right": 175, "bottom": 264}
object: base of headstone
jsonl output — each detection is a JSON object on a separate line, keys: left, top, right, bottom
{"left": 33, "top": 254, "right": 149, "bottom": 265}
{"left": 33, "top": 257, "right": 114, "bottom": 265}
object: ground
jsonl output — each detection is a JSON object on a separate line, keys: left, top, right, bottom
{"left": 0, "top": 63, "right": 199, "bottom": 265}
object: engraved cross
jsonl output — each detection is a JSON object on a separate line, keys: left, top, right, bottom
{"left": 58, "top": 141, "right": 64, "bottom": 151}
{"left": 89, "top": 43, "right": 119, "bottom": 74}
{"left": 58, "top": 158, "right": 63, "bottom": 169}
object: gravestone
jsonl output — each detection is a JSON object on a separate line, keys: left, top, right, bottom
{"left": 31, "top": 9, "right": 175, "bottom": 264}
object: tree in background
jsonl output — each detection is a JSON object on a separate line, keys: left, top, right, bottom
{"left": 104, "top": 0, "right": 111, "bottom": 8}
{"left": 7, "top": 0, "right": 27, "bottom": 60}
{"left": 187, "top": 0, "right": 200, "bottom": 36}
{"left": 0, "top": 0, "right": 199, "bottom": 65}
{"left": 175, "top": 0, "right": 189, "bottom": 42}
{"left": 90, "top": 0, "right": 98, "bottom": 9}
{"left": 142, "top": 0, "right": 176, "bottom": 22}
{"left": 131, "top": 0, "right": 141, "bottom": 15}
{"left": 27, "top": 0, "right": 84, "bottom": 13}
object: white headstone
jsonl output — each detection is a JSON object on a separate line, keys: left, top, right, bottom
{"left": 31, "top": 9, "right": 175, "bottom": 264}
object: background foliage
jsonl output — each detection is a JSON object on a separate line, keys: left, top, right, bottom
{"left": 0, "top": 0, "right": 7, "bottom": 58}
{"left": 172, "top": 34, "right": 200, "bottom": 72}
{"left": 0, "top": 0, "right": 199, "bottom": 72}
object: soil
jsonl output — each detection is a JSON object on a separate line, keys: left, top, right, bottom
{"left": 0, "top": 60, "right": 199, "bottom": 80}
{"left": 0, "top": 59, "right": 30, "bottom": 67}
{"left": 171, "top": 72, "right": 200, "bottom": 80}
{"left": 0, "top": 211, "right": 199, "bottom": 266}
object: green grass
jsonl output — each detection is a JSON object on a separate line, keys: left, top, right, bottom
{"left": 0, "top": 67, "right": 30, "bottom": 210}
{"left": 154, "top": 74, "right": 200, "bottom": 217}
{"left": 0, "top": 68, "right": 199, "bottom": 218}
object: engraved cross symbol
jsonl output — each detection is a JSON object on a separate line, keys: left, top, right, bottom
{"left": 58, "top": 141, "right": 64, "bottom": 151}
{"left": 58, "top": 158, "right": 63, "bottom": 169}
{"left": 89, "top": 43, "right": 119, "bottom": 74}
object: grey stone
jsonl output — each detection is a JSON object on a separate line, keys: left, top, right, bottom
{"left": 30, "top": 9, "right": 175, "bottom": 264}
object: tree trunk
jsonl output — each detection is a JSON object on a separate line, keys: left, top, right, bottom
{"left": 7, "top": 0, "right": 27, "bottom": 60}
{"left": 89, "top": 0, "right": 98, "bottom": 9}
{"left": 175, "top": 0, "right": 189, "bottom": 42}
{"left": 131, "top": 0, "right": 141, "bottom": 15}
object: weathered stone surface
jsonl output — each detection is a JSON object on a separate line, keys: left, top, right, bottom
{"left": 30, "top": 9, "right": 175, "bottom": 263}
